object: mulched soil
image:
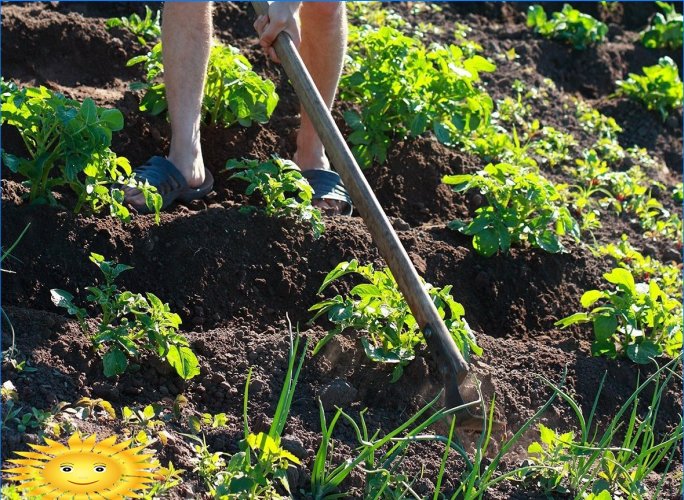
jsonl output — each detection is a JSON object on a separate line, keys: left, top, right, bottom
{"left": 2, "top": 2, "right": 681, "bottom": 498}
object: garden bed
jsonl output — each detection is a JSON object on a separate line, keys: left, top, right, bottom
{"left": 2, "top": 2, "right": 682, "bottom": 498}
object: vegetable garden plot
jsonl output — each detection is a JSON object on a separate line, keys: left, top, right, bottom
{"left": 2, "top": 2, "right": 682, "bottom": 498}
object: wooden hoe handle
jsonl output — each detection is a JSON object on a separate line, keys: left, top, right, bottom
{"left": 251, "top": 2, "right": 470, "bottom": 405}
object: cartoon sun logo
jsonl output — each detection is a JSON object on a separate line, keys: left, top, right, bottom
{"left": 4, "top": 432, "right": 157, "bottom": 499}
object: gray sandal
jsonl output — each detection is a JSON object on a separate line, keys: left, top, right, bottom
{"left": 301, "top": 169, "right": 353, "bottom": 216}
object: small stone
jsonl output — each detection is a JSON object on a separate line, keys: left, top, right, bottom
{"left": 319, "top": 378, "right": 357, "bottom": 410}
{"left": 281, "top": 435, "right": 308, "bottom": 459}
{"left": 392, "top": 218, "right": 411, "bottom": 231}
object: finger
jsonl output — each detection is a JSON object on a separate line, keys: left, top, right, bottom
{"left": 267, "top": 46, "right": 280, "bottom": 64}
{"left": 253, "top": 15, "right": 268, "bottom": 35}
{"left": 259, "top": 18, "right": 286, "bottom": 48}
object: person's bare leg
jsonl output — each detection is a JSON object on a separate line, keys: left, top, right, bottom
{"left": 294, "top": 2, "right": 347, "bottom": 212}
{"left": 126, "top": 2, "right": 211, "bottom": 206}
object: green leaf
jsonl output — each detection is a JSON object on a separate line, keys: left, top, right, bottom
{"left": 103, "top": 349, "right": 128, "bottom": 377}
{"left": 580, "top": 289, "right": 604, "bottom": 308}
{"left": 555, "top": 312, "right": 590, "bottom": 327}
{"left": 626, "top": 341, "right": 661, "bottom": 364}
{"left": 166, "top": 345, "right": 200, "bottom": 380}
{"left": 472, "top": 228, "right": 500, "bottom": 257}
{"left": 593, "top": 315, "right": 617, "bottom": 342}
{"left": 604, "top": 268, "right": 636, "bottom": 295}
{"left": 536, "top": 230, "right": 562, "bottom": 253}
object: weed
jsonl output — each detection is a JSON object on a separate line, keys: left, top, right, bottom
{"left": 106, "top": 6, "right": 161, "bottom": 46}
{"left": 128, "top": 41, "right": 278, "bottom": 127}
{"left": 226, "top": 156, "right": 325, "bottom": 238}
{"left": 556, "top": 268, "right": 681, "bottom": 363}
{"left": 445, "top": 163, "right": 580, "bottom": 256}
{"left": 616, "top": 56, "right": 683, "bottom": 120}
{"left": 311, "top": 391, "right": 477, "bottom": 499}
{"left": 51, "top": 253, "right": 200, "bottom": 379}
{"left": 527, "top": 4, "right": 608, "bottom": 49}
{"left": 641, "top": 2, "right": 683, "bottom": 50}
{"left": 309, "top": 260, "right": 480, "bottom": 381}
{"left": 520, "top": 360, "right": 682, "bottom": 498}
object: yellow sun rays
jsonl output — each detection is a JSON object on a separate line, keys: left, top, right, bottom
{"left": 4, "top": 432, "right": 157, "bottom": 499}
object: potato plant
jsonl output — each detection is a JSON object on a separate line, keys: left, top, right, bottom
{"left": 641, "top": 2, "right": 683, "bottom": 50}
{"left": 226, "top": 157, "right": 324, "bottom": 238}
{"left": 1, "top": 80, "right": 161, "bottom": 221}
{"left": 309, "top": 260, "right": 481, "bottom": 382}
{"left": 128, "top": 41, "right": 279, "bottom": 127}
{"left": 341, "top": 25, "right": 495, "bottom": 167}
{"left": 527, "top": 4, "right": 608, "bottom": 49}
{"left": 556, "top": 268, "right": 681, "bottom": 363}
{"left": 444, "top": 163, "right": 580, "bottom": 256}
{"left": 105, "top": 6, "right": 161, "bottom": 46}
{"left": 50, "top": 253, "right": 199, "bottom": 379}
{"left": 616, "top": 56, "right": 683, "bottom": 120}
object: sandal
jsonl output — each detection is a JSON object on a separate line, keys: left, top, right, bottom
{"left": 126, "top": 156, "right": 214, "bottom": 213}
{"left": 301, "top": 169, "right": 353, "bottom": 216}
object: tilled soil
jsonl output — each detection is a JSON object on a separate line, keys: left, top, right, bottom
{"left": 2, "top": 2, "right": 682, "bottom": 498}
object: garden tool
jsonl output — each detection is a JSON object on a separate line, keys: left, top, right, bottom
{"left": 251, "top": 2, "right": 487, "bottom": 429}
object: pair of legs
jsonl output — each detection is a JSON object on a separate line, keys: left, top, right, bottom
{"left": 127, "top": 2, "right": 347, "bottom": 212}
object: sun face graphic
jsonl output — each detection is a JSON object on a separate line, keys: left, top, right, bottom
{"left": 4, "top": 432, "right": 157, "bottom": 499}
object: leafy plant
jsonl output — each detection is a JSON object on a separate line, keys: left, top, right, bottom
{"left": 226, "top": 156, "right": 324, "bottom": 238}
{"left": 1, "top": 80, "right": 161, "bottom": 220}
{"left": 556, "top": 268, "right": 681, "bottom": 363}
{"left": 50, "top": 253, "right": 200, "bottom": 379}
{"left": 341, "top": 26, "right": 495, "bottom": 166}
{"left": 519, "top": 360, "right": 682, "bottom": 498}
{"left": 527, "top": 4, "right": 608, "bottom": 49}
{"left": 309, "top": 260, "right": 480, "bottom": 381}
{"left": 616, "top": 56, "right": 683, "bottom": 120}
{"left": 105, "top": 6, "right": 162, "bottom": 46}
{"left": 444, "top": 163, "right": 580, "bottom": 256}
{"left": 641, "top": 2, "right": 683, "bottom": 50}
{"left": 128, "top": 41, "right": 279, "bottom": 127}
{"left": 311, "top": 391, "right": 473, "bottom": 499}
{"left": 191, "top": 329, "right": 306, "bottom": 498}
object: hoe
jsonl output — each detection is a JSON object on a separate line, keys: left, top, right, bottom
{"left": 252, "top": 2, "right": 488, "bottom": 429}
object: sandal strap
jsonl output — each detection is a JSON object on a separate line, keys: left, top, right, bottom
{"left": 301, "top": 169, "right": 353, "bottom": 215}
{"left": 134, "top": 156, "right": 188, "bottom": 196}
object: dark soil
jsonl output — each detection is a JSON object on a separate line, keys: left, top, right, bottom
{"left": 2, "top": 2, "right": 681, "bottom": 499}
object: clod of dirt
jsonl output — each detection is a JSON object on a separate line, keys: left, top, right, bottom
{"left": 318, "top": 378, "right": 358, "bottom": 410}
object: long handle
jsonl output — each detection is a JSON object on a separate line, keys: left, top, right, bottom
{"left": 251, "top": 2, "right": 469, "bottom": 392}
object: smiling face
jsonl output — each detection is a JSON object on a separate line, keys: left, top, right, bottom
{"left": 42, "top": 451, "right": 124, "bottom": 494}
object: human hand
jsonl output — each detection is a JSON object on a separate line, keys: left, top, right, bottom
{"left": 253, "top": 2, "right": 301, "bottom": 63}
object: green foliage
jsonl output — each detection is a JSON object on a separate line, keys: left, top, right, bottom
{"left": 341, "top": 26, "right": 495, "bottom": 166}
{"left": 311, "top": 391, "right": 468, "bottom": 500}
{"left": 51, "top": 253, "right": 199, "bottom": 379}
{"left": 575, "top": 100, "right": 623, "bottom": 140}
{"left": 673, "top": 182, "right": 683, "bottom": 203}
{"left": 0, "top": 80, "right": 161, "bottom": 220}
{"left": 556, "top": 268, "right": 681, "bottom": 363}
{"left": 444, "top": 163, "right": 580, "bottom": 256}
{"left": 616, "top": 56, "right": 683, "bottom": 120}
{"left": 519, "top": 361, "right": 682, "bottom": 498}
{"left": 192, "top": 333, "right": 306, "bottom": 498}
{"left": 527, "top": 4, "right": 608, "bottom": 49}
{"left": 309, "top": 260, "right": 480, "bottom": 382}
{"left": 105, "top": 6, "right": 161, "bottom": 46}
{"left": 128, "top": 41, "right": 279, "bottom": 127}
{"left": 641, "top": 2, "right": 683, "bottom": 50}
{"left": 225, "top": 157, "right": 324, "bottom": 238}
